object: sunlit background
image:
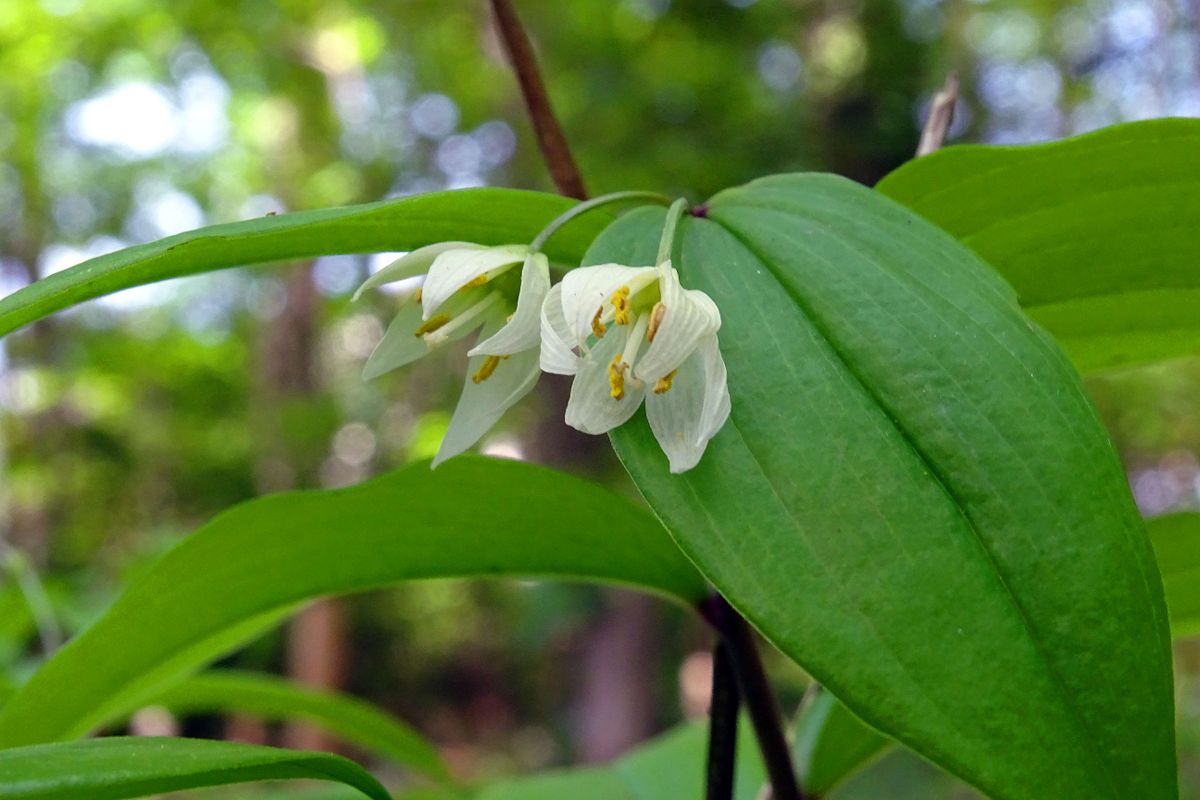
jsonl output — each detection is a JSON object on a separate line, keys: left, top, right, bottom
{"left": 2, "top": 0, "right": 1199, "bottom": 797}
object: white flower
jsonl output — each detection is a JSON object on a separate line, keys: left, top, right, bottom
{"left": 540, "top": 260, "right": 730, "bottom": 472}
{"left": 357, "top": 242, "right": 550, "bottom": 467}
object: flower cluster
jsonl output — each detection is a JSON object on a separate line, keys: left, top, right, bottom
{"left": 356, "top": 213, "right": 729, "bottom": 472}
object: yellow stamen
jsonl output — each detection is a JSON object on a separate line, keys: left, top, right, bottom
{"left": 414, "top": 313, "right": 451, "bottom": 337}
{"left": 413, "top": 287, "right": 423, "bottom": 302}
{"left": 472, "top": 355, "right": 504, "bottom": 383}
{"left": 608, "top": 356, "right": 627, "bottom": 400}
{"left": 460, "top": 274, "right": 488, "bottom": 291}
{"left": 647, "top": 303, "right": 667, "bottom": 341}
{"left": 611, "top": 285, "right": 632, "bottom": 325}
{"left": 653, "top": 370, "right": 678, "bottom": 394}
{"left": 592, "top": 307, "right": 607, "bottom": 338}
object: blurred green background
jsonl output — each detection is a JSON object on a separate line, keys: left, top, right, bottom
{"left": 1, "top": 0, "right": 1198, "bottom": 796}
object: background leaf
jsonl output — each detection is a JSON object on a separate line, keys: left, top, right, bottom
{"left": 149, "top": 670, "right": 450, "bottom": 782}
{"left": 1148, "top": 513, "right": 1200, "bottom": 637}
{"left": 0, "top": 457, "right": 706, "bottom": 747}
{"left": 0, "top": 737, "right": 390, "bottom": 800}
{"left": 598, "top": 176, "right": 1175, "bottom": 800}
{"left": 793, "top": 689, "right": 890, "bottom": 796}
{"left": 876, "top": 118, "right": 1200, "bottom": 372}
{"left": 0, "top": 188, "right": 611, "bottom": 339}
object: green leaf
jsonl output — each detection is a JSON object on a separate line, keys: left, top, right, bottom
{"left": 149, "top": 670, "right": 450, "bottom": 783}
{"left": 0, "top": 457, "right": 706, "bottom": 747}
{"left": 0, "top": 737, "right": 390, "bottom": 800}
{"left": 1149, "top": 513, "right": 1200, "bottom": 637}
{"left": 0, "top": 188, "right": 609, "bottom": 339}
{"left": 477, "top": 721, "right": 764, "bottom": 800}
{"left": 876, "top": 118, "right": 1200, "bottom": 372}
{"left": 597, "top": 176, "right": 1175, "bottom": 800}
{"left": 793, "top": 690, "right": 889, "bottom": 796}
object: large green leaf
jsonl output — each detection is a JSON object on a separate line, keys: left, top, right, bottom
{"left": 0, "top": 737, "right": 390, "bottom": 800}
{"left": 876, "top": 118, "right": 1200, "bottom": 372}
{"left": 597, "top": 176, "right": 1175, "bottom": 799}
{"left": 1148, "top": 513, "right": 1200, "bottom": 637}
{"left": 0, "top": 188, "right": 609, "bottom": 339}
{"left": 0, "top": 457, "right": 706, "bottom": 747}
{"left": 150, "top": 670, "right": 450, "bottom": 782}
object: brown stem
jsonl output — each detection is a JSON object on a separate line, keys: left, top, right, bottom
{"left": 489, "top": 0, "right": 588, "bottom": 199}
{"left": 915, "top": 73, "right": 959, "bottom": 157}
{"left": 701, "top": 594, "right": 808, "bottom": 800}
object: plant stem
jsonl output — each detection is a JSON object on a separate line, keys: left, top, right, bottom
{"left": 489, "top": 0, "right": 588, "bottom": 199}
{"left": 530, "top": 191, "right": 673, "bottom": 252}
{"left": 915, "top": 73, "right": 959, "bottom": 157}
{"left": 707, "top": 639, "right": 741, "bottom": 800}
{"left": 657, "top": 197, "right": 689, "bottom": 265}
{"left": 700, "top": 593, "right": 808, "bottom": 800}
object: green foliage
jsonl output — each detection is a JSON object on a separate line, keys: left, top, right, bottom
{"left": 793, "top": 690, "right": 890, "bottom": 796}
{"left": 149, "top": 670, "right": 450, "bottom": 783}
{"left": 598, "top": 176, "right": 1175, "bottom": 799}
{"left": 0, "top": 457, "right": 705, "bottom": 747}
{"left": 877, "top": 119, "right": 1200, "bottom": 373}
{"left": 0, "top": 188, "right": 610, "bottom": 339}
{"left": 477, "top": 721, "right": 764, "bottom": 800}
{"left": 1149, "top": 513, "right": 1200, "bottom": 638}
{"left": 0, "top": 737, "right": 390, "bottom": 800}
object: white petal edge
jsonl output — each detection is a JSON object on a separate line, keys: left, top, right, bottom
{"left": 352, "top": 242, "right": 478, "bottom": 302}
{"left": 422, "top": 245, "right": 529, "bottom": 320}
{"left": 564, "top": 330, "right": 647, "bottom": 435}
{"left": 539, "top": 282, "right": 579, "bottom": 376}
{"left": 632, "top": 261, "right": 721, "bottom": 383}
{"left": 559, "top": 263, "right": 656, "bottom": 345}
{"left": 469, "top": 253, "right": 550, "bottom": 357}
{"left": 362, "top": 301, "right": 428, "bottom": 380}
{"left": 432, "top": 332, "right": 542, "bottom": 468}
{"left": 644, "top": 334, "right": 729, "bottom": 473}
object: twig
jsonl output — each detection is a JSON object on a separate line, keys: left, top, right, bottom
{"left": 707, "top": 640, "right": 741, "bottom": 800}
{"left": 915, "top": 73, "right": 959, "bottom": 157}
{"left": 701, "top": 594, "right": 808, "bottom": 800}
{"left": 489, "top": 0, "right": 588, "bottom": 199}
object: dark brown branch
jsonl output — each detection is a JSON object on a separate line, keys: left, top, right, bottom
{"left": 489, "top": 0, "right": 588, "bottom": 199}
{"left": 701, "top": 594, "right": 808, "bottom": 800}
{"left": 706, "top": 640, "right": 741, "bottom": 800}
{"left": 915, "top": 73, "right": 959, "bottom": 157}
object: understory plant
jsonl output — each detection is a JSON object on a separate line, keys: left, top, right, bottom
{"left": 2, "top": 4, "right": 1199, "bottom": 800}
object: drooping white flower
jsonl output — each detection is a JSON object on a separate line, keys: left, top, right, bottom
{"left": 540, "top": 259, "right": 730, "bottom": 472}
{"left": 357, "top": 242, "right": 550, "bottom": 466}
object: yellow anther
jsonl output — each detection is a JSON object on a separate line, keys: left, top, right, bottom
{"left": 591, "top": 307, "right": 607, "bottom": 338}
{"left": 608, "top": 356, "right": 627, "bottom": 400}
{"left": 413, "top": 287, "right": 423, "bottom": 302}
{"left": 460, "top": 274, "right": 488, "bottom": 291}
{"left": 472, "top": 355, "right": 504, "bottom": 383}
{"left": 414, "top": 313, "right": 451, "bottom": 337}
{"left": 611, "top": 286, "right": 632, "bottom": 325}
{"left": 647, "top": 303, "right": 667, "bottom": 341}
{"left": 653, "top": 370, "right": 678, "bottom": 394}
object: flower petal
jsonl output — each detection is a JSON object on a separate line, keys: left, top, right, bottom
{"left": 564, "top": 329, "right": 647, "bottom": 435}
{"left": 352, "top": 242, "right": 478, "bottom": 302}
{"left": 432, "top": 331, "right": 542, "bottom": 468}
{"left": 539, "top": 282, "right": 579, "bottom": 376}
{"left": 362, "top": 300, "right": 428, "bottom": 380}
{"left": 469, "top": 253, "right": 550, "bottom": 357}
{"left": 631, "top": 261, "right": 721, "bottom": 383}
{"left": 644, "top": 335, "right": 729, "bottom": 473}
{"left": 560, "top": 263, "right": 656, "bottom": 345}
{"left": 422, "top": 245, "right": 529, "bottom": 320}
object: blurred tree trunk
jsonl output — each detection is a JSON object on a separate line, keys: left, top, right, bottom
{"left": 572, "top": 590, "right": 660, "bottom": 763}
